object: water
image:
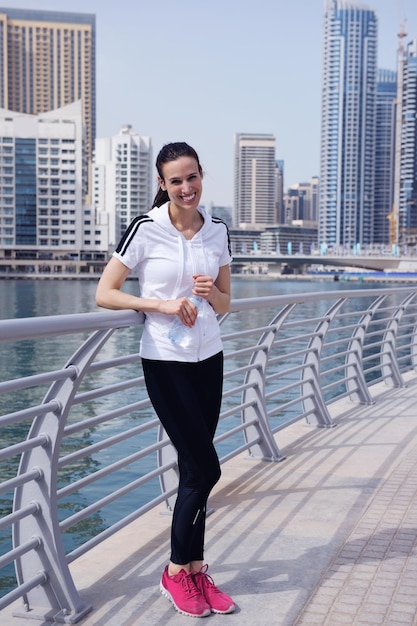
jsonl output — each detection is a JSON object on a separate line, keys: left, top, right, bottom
{"left": 0, "top": 276, "right": 385, "bottom": 596}
{"left": 0, "top": 276, "right": 348, "bottom": 319}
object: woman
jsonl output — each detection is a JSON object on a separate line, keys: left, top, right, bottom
{"left": 96, "top": 142, "right": 235, "bottom": 618}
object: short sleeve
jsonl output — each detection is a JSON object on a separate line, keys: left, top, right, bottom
{"left": 219, "top": 223, "right": 233, "bottom": 266}
{"left": 112, "top": 215, "right": 149, "bottom": 269}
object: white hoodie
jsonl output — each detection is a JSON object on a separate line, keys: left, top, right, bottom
{"left": 113, "top": 202, "right": 232, "bottom": 362}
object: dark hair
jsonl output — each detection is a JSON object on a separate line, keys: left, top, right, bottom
{"left": 152, "top": 142, "right": 202, "bottom": 208}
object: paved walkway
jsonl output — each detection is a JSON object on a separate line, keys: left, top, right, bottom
{"left": 3, "top": 374, "right": 417, "bottom": 625}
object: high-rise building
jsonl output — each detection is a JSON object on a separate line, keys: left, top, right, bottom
{"left": 319, "top": 0, "right": 377, "bottom": 248}
{"left": 233, "top": 133, "right": 277, "bottom": 228}
{"left": 284, "top": 178, "right": 319, "bottom": 225}
{"left": 374, "top": 69, "right": 396, "bottom": 245}
{"left": 93, "top": 125, "right": 152, "bottom": 246}
{"left": 0, "top": 101, "right": 106, "bottom": 251}
{"left": 0, "top": 7, "right": 96, "bottom": 165}
{"left": 284, "top": 186, "right": 300, "bottom": 224}
{"left": 394, "top": 39, "right": 417, "bottom": 243}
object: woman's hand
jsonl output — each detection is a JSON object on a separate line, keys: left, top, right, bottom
{"left": 192, "top": 267, "right": 231, "bottom": 314}
{"left": 160, "top": 297, "right": 199, "bottom": 327}
{"left": 192, "top": 274, "right": 215, "bottom": 300}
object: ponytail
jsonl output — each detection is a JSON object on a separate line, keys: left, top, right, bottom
{"left": 152, "top": 187, "right": 169, "bottom": 208}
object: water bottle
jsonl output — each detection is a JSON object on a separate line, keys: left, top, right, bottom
{"left": 167, "top": 295, "right": 202, "bottom": 347}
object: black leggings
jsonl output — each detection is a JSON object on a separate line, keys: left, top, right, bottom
{"left": 142, "top": 352, "right": 223, "bottom": 565}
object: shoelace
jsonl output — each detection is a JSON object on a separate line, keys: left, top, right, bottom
{"left": 179, "top": 571, "right": 201, "bottom": 598}
{"left": 196, "top": 566, "right": 220, "bottom": 593}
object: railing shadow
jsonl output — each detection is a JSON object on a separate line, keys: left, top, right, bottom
{"left": 1, "top": 287, "right": 417, "bottom": 622}
{"left": 48, "top": 378, "right": 417, "bottom": 625}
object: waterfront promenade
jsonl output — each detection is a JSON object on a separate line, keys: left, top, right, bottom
{"left": 2, "top": 373, "right": 417, "bottom": 625}
{"left": 4, "top": 249, "right": 417, "bottom": 278}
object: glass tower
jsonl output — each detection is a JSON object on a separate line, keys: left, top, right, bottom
{"left": 398, "top": 40, "right": 417, "bottom": 239}
{"left": 319, "top": 0, "right": 378, "bottom": 248}
{"left": 15, "top": 138, "right": 37, "bottom": 245}
{"left": 374, "top": 69, "right": 396, "bottom": 245}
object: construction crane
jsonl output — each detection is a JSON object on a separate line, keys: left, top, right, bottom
{"left": 386, "top": 208, "right": 397, "bottom": 247}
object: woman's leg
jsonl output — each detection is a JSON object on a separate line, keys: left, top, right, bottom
{"left": 142, "top": 352, "right": 223, "bottom": 566}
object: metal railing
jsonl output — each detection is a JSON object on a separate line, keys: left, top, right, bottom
{"left": 1, "top": 286, "right": 417, "bottom": 622}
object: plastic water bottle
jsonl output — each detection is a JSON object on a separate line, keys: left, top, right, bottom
{"left": 167, "top": 295, "right": 202, "bottom": 348}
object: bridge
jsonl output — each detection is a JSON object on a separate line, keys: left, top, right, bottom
{"left": 232, "top": 252, "right": 417, "bottom": 272}
{"left": 2, "top": 252, "right": 417, "bottom": 277}
{"left": 1, "top": 286, "right": 417, "bottom": 624}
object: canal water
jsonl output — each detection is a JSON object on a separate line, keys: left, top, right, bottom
{"left": 0, "top": 276, "right": 385, "bottom": 596}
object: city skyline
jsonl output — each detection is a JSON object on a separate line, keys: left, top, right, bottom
{"left": 2, "top": 0, "right": 416, "bottom": 207}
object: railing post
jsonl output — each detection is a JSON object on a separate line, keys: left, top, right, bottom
{"left": 12, "top": 329, "right": 114, "bottom": 623}
{"left": 411, "top": 316, "right": 417, "bottom": 371}
{"left": 345, "top": 296, "right": 386, "bottom": 403}
{"left": 380, "top": 293, "right": 415, "bottom": 387}
{"left": 301, "top": 299, "right": 346, "bottom": 427}
{"left": 242, "top": 305, "right": 295, "bottom": 460}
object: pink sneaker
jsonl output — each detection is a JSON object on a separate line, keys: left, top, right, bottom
{"left": 160, "top": 565, "right": 211, "bottom": 618}
{"left": 193, "top": 565, "right": 235, "bottom": 614}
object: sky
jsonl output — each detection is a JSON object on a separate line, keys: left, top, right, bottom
{"left": 3, "top": 0, "right": 417, "bottom": 206}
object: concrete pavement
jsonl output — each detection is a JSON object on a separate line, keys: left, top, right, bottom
{"left": 3, "top": 373, "right": 417, "bottom": 625}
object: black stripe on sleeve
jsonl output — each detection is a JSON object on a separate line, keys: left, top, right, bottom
{"left": 115, "top": 215, "right": 153, "bottom": 257}
{"left": 211, "top": 216, "right": 232, "bottom": 258}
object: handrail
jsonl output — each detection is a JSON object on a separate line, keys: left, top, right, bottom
{"left": 1, "top": 285, "right": 417, "bottom": 622}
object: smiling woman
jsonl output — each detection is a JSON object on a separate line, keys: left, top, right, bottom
{"left": 153, "top": 143, "right": 203, "bottom": 213}
{"left": 95, "top": 142, "right": 235, "bottom": 617}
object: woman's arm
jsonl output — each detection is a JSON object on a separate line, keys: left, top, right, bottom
{"left": 96, "top": 257, "right": 202, "bottom": 326}
{"left": 96, "top": 257, "right": 140, "bottom": 310}
{"left": 193, "top": 264, "right": 231, "bottom": 315}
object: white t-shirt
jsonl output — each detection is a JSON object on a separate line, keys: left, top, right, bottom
{"left": 113, "top": 203, "right": 232, "bottom": 362}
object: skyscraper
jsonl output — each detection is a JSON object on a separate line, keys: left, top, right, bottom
{"left": 374, "top": 69, "right": 396, "bottom": 245}
{"left": 394, "top": 39, "right": 417, "bottom": 243}
{"left": 0, "top": 7, "right": 96, "bottom": 163}
{"left": 0, "top": 8, "right": 105, "bottom": 264}
{"left": 319, "top": 0, "right": 377, "bottom": 248}
{"left": 233, "top": 133, "right": 277, "bottom": 228}
{"left": 93, "top": 125, "right": 152, "bottom": 246}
